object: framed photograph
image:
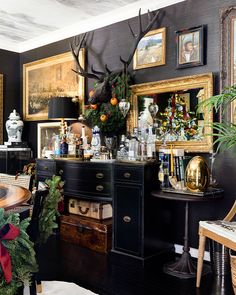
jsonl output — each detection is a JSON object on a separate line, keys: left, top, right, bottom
{"left": 221, "top": 7, "right": 236, "bottom": 123}
{"left": 176, "top": 25, "right": 205, "bottom": 69}
{"left": 37, "top": 122, "right": 60, "bottom": 158}
{"left": 133, "top": 27, "right": 166, "bottom": 70}
{"left": 23, "top": 50, "right": 85, "bottom": 121}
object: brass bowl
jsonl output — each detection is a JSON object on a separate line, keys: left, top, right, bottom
{"left": 185, "top": 156, "right": 210, "bottom": 192}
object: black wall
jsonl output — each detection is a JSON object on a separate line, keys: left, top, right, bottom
{"left": 1, "top": 0, "right": 236, "bottom": 248}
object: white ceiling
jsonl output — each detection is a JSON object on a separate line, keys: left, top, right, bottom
{"left": 0, "top": 0, "right": 185, "bottom": 53}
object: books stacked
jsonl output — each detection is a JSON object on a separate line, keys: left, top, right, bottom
{"left": 158, "top": 147, "right": 190, "bottom": 190}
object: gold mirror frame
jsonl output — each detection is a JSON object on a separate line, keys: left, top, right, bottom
{"left": 127, "top": 73, "right": 213, "bottom": 153}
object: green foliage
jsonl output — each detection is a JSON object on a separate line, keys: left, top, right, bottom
{"left": 85, "top": 103, "right": 125, "bottom": 134}
{"left": 0, "top": 209, "right": 38, "bottom": 295}
{"left": 85, "top": 73, "right": 131, "bottom": 134}
{"left": 38, "top": 175, "right": 64, "bottom": 244}
{"left": 197, "top": 85, "right": 236, "bottom": 113}
{"left": 197, "top": 84, "right": 236, "bottom": 151}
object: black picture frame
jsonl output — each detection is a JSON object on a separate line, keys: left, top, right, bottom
{"left": 176, "top": 25, "right": 206, "bottom": 69}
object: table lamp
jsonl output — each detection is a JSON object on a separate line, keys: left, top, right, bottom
{"left": 48, "top": 97, "right": 79, "bottom": 135}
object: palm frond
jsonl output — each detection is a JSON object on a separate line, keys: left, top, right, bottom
{"left": 197, "top": 84, "right": 236, "bottom": 113}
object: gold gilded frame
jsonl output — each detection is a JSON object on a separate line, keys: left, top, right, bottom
{"left": 23, "top": 50, "right": 85, "bottom": 121}
{"left": 0, "top": 74, "right": 3, "bottom": 144}
{"left": 133, "top": 28, "right": 166, "bottom": 70}
{"left": 128, "top": 73, "right": 213, "bottom": 153}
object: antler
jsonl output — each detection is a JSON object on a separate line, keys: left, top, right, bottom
{"left": 70, "top": 34, "right": 100, "bottom": 80}
{"left": 120, "top": 8, "right": 160, "bottom": 70}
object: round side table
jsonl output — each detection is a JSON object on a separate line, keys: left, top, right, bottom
{"left": 151, "top": 189, "right": 223, "bottom": 279}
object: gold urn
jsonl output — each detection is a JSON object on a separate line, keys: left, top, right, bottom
{"left": 185, "top": 156, "right": 210, "bottom": 192}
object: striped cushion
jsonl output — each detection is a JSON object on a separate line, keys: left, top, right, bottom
{"left": 200, "top": 220, "right": 236, "bottom": 243}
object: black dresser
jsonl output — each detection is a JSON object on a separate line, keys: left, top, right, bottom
{"left": 36, "top": 159, "right": 173, "bottom": 264}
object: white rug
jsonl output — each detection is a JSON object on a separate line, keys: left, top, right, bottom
{"left": 23, "top": 281, "right": 98, "bottom": 295}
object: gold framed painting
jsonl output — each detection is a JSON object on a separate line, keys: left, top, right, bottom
{"left": 0, "top": 74, "right": 3, "bottom": 144}
{"left": 37, "top": 122, "right": 60, "bottom": 158}
{"left": 23, "top": 50, "right": 85, "bottom": 121}
{"left": 133, "top": 27, "right": 166, "bottom": 70}
{"left": 221, "top": 6, "right": 236, "bottom": 122}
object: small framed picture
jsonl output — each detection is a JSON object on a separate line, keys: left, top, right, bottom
{"left": 176, "top": 25, "right": 206, "bottom": 68}
{"left": 37, "top": 122, "right": 60, "bottom": 158}
{"left": 133, "top": 27, "right": 166, "bottom": 70}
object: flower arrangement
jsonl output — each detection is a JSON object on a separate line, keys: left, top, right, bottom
{"left": 0, "top": 209, "right": 37, "bottom": 295}
{"left": 85, "top": 73, "right": 131, "bottom": 134}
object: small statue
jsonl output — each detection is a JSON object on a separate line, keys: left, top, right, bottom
{"left": 6, "top": 110, "right": 24, "bottom": 142}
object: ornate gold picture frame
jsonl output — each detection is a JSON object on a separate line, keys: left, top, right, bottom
{"left": 221, "top": 6, "right": 236, "bottom": 123}
{"left": 23, "top": 50, "right": 85, "bottom": 121}
{"left": 133, "top": 28, "right": 166, "bottom": 70}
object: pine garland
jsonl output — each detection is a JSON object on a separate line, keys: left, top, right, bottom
{"left": 38, "top": 175, "right": 64, "bottom": 245}
{"left": 0, "top": 209, "right": 37, "bottom": 295}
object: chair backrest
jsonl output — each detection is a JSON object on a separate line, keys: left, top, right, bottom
{"left": 0, "top": 173, "right": 31, "bottom": 190}
{"left": 224, "top": 200, "right": 236, "bottom": 222}
{"left": 28, "top": 189, "right": 48, "bottom": 243}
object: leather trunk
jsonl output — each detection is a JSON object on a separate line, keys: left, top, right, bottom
{"left": 60, "top": 213, "right": 112, "bottom": 253}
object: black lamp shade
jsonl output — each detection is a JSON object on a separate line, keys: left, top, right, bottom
{"left": 48, "top": 97, "right": 78, "bottom": 120}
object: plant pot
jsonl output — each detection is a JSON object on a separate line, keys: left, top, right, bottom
{"left": 230, "top": 249, "right": 236, "bottom": 294}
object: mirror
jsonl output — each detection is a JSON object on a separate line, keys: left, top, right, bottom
{"left": 127, "top": 73, "right": 213, "bottom": 153}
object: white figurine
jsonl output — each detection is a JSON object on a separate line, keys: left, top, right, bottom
{"left": 6, "top": 110, "right": 24, "bottom": 142}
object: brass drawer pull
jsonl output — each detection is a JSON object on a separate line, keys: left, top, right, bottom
{"left": 123, "top": 216, "right": 131, "bottom": 223}
{"left": 96, "top": 173, "right": 104, "bottom": 179}
{"left": 96, "top": 185, "right": 104, "bottom": 191}
{"left": 58, "top": 169, "right": 64, "bottom": 175}
{"left": 124, "top": 172, "right": 131, "bottom": 178}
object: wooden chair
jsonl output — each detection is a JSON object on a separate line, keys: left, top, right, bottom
{"left": 27, "top": 189, "right": 48, "bottom": 295}
{"left": 196, "top": 201, "right": 236, "bottom": 288}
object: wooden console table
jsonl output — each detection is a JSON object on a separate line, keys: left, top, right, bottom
{"left": 151, "top": 190, "right": 223, "bottom": 278}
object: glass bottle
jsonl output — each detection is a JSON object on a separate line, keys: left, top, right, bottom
{"left": 128, "top": 128, "right": 139, "bottom": 161}
{"left": 60, "top": 136, "right": 68, "bottom": 157}
{"left": 54, "top": 134, "right": 60, "bottom": 157}
{"left": 117, "top": 134, "right": 128, "bottom": 160}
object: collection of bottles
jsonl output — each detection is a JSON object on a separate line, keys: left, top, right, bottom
{"left": 47, "top": 125, "right": 157, "bottom": 162}
{"left": 117, "top": 126, "right": 156, "bottom": 161}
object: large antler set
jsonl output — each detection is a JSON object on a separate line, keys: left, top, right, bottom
{"left": 70, "top": 9, "right": 160, "bottom": 104}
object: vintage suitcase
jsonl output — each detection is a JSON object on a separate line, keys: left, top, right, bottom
{"left": 60, "top": 214, "right": 112, "bottom": 253}
{"left": 68, "top": 198, "right": 112, "bottom": 220}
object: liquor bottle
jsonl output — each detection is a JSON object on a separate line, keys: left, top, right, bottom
{"left": 117, "top": 134, "right": 128, "bottom": 160}
{"left": 60, "top": 136, "right": 68, "bottom": 157}
{"left": 128, "top": 128, "right": 139, "bottom": 161}
{"left": 54, "top": 135, "right": 60, "bottom": 157}
{"left": 147, "top": 126, "right": 156, "bottom": 159}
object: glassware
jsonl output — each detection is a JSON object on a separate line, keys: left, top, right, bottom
{"left": 104, "top": 136, "right": 117, "bottom": 159}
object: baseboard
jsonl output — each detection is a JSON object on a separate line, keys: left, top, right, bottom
{"left": 174, "top": 244, "right": 210, "bottom": 261}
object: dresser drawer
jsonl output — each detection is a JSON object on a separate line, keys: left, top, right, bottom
{"left": 56, "top": 162, "right": 111, "bottom": 182}
{"left": 64, "top": 179, "right": 111, "bottom": 198}
{"left": 114, "top": 165, "right": 143, "bottom": 183}
{"left": 36, "top": 159, "right": 56, "bottom": 176}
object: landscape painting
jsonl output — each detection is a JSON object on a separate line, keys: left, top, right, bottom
{"left": 133, "top": 28, "right": 166, "bottom": 70}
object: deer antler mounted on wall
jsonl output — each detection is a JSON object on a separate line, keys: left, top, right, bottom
{"left": 70, "top": 9, "right": 160, "bottom": 105}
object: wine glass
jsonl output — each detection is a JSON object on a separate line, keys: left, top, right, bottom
{"left": 104, "top": 136, "right": 117, "bottom": 159}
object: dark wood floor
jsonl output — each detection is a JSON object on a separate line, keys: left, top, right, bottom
{"left": 37, "top": 236, "right": 234, "bottom": 295}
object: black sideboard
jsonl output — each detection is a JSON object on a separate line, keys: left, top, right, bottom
{"left": 36, "top": 158, "right": 174, "bottom": 264}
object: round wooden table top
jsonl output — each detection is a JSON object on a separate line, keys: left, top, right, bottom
{"left": 0, "top": 183, "right": 31, "bottom": 210}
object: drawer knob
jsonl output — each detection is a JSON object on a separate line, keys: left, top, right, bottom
{"left": 96, "top": 185, "right": 104, "bottom": 191}
{"left": 124, "top": 172, "right": 131, "bottom": 178}
{"left": 58, "top": 169, "right": 63, "bottom": 175}
{"left": 123, "top": 216, "right": 131, "bottom": 223}
{"left": 44, "top": 166, "right": 48, "bottom": 170}
{"left": 96, "top": 173, "right": 104, "bottom": 179}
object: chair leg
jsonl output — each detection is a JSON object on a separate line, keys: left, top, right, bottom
{"left": 196, "top": 233, "right": 206, "bottom": 288}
